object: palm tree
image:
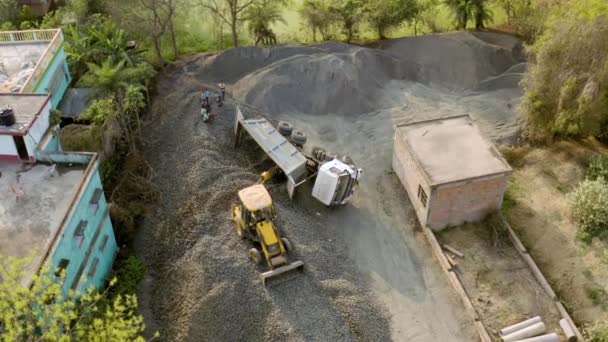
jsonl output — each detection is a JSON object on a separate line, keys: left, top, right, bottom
{"left": 472, "top": 0, "right": 493, "bottom": 30}
{"left": 246, "top": 1, "right": 286, "bottom": 45}
{"left": 445, "top": 0, "right": 475, "bottom": 29}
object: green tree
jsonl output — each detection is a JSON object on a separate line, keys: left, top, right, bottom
{"left": 299, "top": 0, "right": 335, "bottom": 41}
{"left": 200, "top": 0, "right": 285, "bottom": 47}
{"left": 64, "top": 16, "right": 147, "bottom": 81}
{"left": 471, "top": 0, "right": 492, "bottom": 30}
{"left": 0, "top": 255, "right": 148, "bottom": 341}
{"left": 330, "top": 0, "right": 364, "bottom": 43}
{"left": 521, "top": 0, "right": 608, "bottom": 141}
{"left": 444, "top": 0, "right": 474, "bottom": 29}
{"left": 0, "top": 0, "right": 19, "bottom": 26}
{"left": 246, "top": 0, "right": 286, "bottom": 45}
{"left": 364, "top": 0, "right": 418, "bottom": 39}
{"left": 412, "top": 0, "right": 440, "bottom": 35}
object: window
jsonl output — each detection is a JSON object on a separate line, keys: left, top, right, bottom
{"left": 90, "top": 188, "right": 103, "bottom": 214}
{"left": 74, "top": 220, "right": 87, "bottom": 247}
{"left": 417, "top": 185, "right": 428, "bottom": 208}
{"left": 99, "top": 235, "right": 109, "bottom": 252}
{"left": 87, "top": 258, "right": 99, "bottom": 278}
{"left": 55, "top": 259, "right": 70, "bottom": 277}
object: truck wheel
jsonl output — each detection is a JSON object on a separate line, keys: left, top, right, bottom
{"left": 281, "top": 237, "right": 293, "bottom": 252}
{"left": 291, "top": 130, "right": 307, "bottom": 146}
{"left": 312, "top": 146, "right": 326, "bottom": 161}
{"left": 249, "top": 248, "right": 262, "bottom": 264}
{"left": 340, "top": 155, "right": 353, "bottom": 165}
{"left": 278, "top": 121, "right": 293, "bottom": 137}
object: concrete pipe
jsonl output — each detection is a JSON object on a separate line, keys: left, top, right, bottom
{"left": 500, "top": 316, "right": 542, "bottom": 336}
{"left": 559, "top": 318, "right": 577, "bottom": 342}
{"left": 502, "top": 322, "right": 546, "bottom": 342}
{"left": 510, "top": 333, "right": 559, "bottom": 342}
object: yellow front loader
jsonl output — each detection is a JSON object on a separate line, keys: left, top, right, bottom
{"left": 231, "top": 184, "right": 304, "bottom": 285}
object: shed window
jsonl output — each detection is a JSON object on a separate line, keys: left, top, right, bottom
{"left": 87, "top": 258, "right": 99, "bottom": 277}
{"left": 417, "top": 185, "right": 428, "bottom": 208}
{"left": 90, "top": 188, "right": 103, "bottom": 214}
{"left": 74, "top": 220, "right": 87, "bottom": 247}
{"left": 99, "top": 235, "right": 109, "bottom": 252}
{"left": 55, "top": 258, "right": 70, "bottom": 277}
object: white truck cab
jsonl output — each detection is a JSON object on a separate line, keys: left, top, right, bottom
{"left": 312, "top": 159, "right": 362, "bottom": 206}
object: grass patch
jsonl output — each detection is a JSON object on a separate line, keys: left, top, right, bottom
{"left": 586, "top": 287, "right": 608, "bottom": 310}
{"left": 502, "top": 176, "right": 523, "bottom": 214}
{"left": 59, "top": 124, "right": 102, "bottom": 152}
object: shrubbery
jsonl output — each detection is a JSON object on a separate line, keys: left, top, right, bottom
{"left": 521, "top": 0, "right": 608, "bottom": 142}
{"left": 587, "top": 321, "right": 608, "bottom": 342}
{"left": 586, "top": 154, "right": 608, "bottom": 181}
{"left": 572, "top": 178, "right": 608, "bottom": 243}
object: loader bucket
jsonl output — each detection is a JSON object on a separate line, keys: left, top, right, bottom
{"left": 260, "top": 260, "right": 304, "bottom": 286}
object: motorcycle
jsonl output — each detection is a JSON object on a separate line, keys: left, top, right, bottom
{"left": 201, "top": 107, "right": 216, "bottom": 123}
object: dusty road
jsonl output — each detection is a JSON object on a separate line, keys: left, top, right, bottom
{"left": 137, "top": 31, "right": 523, "bottom": 341}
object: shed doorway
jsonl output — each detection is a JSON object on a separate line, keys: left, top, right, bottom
{"left": 13, "top": 136, "right": 29, "bottom": 161}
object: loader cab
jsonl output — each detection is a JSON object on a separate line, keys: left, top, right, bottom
{"left": 238, "top": 184, "right": 276, "bottom": 228}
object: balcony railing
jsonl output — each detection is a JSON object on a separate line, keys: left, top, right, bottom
{"left": 0, "top": 29, "right": 63, "bottom": 93}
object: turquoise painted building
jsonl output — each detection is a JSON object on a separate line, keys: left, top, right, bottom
{"left": 0, "top": 93, "right": 117, "bottom": 296}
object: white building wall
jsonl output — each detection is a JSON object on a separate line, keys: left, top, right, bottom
{"left": 24, "top": 101, "right": 51, "bottom": 158}
{"left": 0, "top": 135, "right": 17, "bottom": 157}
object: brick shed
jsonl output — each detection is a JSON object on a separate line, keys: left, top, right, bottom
{"left": 392, "top": 115, "right": 512, "bottom": 231}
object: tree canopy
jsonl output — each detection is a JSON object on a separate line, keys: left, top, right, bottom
{"left": 0, "top": 256, "right": 148, "bottom": 341}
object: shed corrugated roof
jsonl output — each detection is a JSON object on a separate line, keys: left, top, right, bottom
{"left": 395, "top": 115, "right": 511, "bottom": 185}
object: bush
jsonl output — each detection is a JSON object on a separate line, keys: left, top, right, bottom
{"left": 499, "top": 144, "right": 530, "bottom": 168}
{"left": 109, "top": 255, "right": 146, "bottom": 298}
{"left": 572, "top": 178, "right": 608, "bottom": 243}
{"left": 587, "top": 321, "right": 608, "bottom": 342}
{"left": 521, "top": 0, "right": 608, "bottom": 141}
{"left": 587, "top": 154, "right": 608, "bottom": 181}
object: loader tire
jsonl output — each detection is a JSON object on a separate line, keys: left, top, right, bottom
{"left": 291, "top": 130, "right": 307, "bottom": 146}
{"left": 281, "top": 237, "right": 293, "bottom": 252}
{"left": 278, "top": 121, "right": 293, "bottom": 137}
{"left": 249, "top": 248, "right": 262, "bottom": 265}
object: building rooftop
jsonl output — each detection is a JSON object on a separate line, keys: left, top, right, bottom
{"left": 0, "top": 29, "right": 62, "bottom": 93}
{"left": 0, "top": 161, "right": 87, "bottom": 285}
{"left": 0, "top": 42, "right": 47, "bottom": 92}
{"left": 0, "top": 93, "right": 50, "bottom": 134}
{"left": 396, "top": 115, "right": 511, "bottom": 185}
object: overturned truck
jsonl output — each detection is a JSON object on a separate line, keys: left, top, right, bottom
{"left": 234, "top": 107, "right": 362, "bottom": 206}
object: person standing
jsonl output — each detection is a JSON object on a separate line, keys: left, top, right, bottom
{"left": 218, "top": 81, "right": 226, "bottom": 101}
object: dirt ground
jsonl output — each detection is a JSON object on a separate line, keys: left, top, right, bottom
{"left": 436, "top": 219, "right": 562, "bottom": 340}
{"left": 136, "top": 31, "right": 526, "bottom": 341}
{"left": 503, "top": 140, "right": 608, "bottom": 330}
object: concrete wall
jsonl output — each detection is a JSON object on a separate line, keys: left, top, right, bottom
{"left": 34, "top": 47, "right": 71, "bottom": 109}
{"left": 427, "top": 174, "right": 509, "bottom": 230}
{"left": 0, "top": 135, "right": 17, "bottom": 158}
{"left": 49, "top": 162, "right": 118, "bottom": 297}
{"left": 24, "top": 100, "right": 51, "bottom": 158}
{"left": 392, "top": 130, "right": 431, "bottom": 227}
